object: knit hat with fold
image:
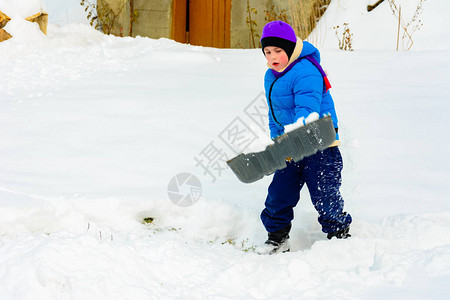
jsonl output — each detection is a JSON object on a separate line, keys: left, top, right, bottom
{"left": 261, "top": 21, "right": 297, "bottom": 59}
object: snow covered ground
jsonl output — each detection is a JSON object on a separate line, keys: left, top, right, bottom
{"left": 1, "top": 0, "right": 450, "bottom": 299}
{"left": 311, "top": 0, "right": 450, "bottom": 51}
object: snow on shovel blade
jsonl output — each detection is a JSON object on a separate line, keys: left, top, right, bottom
{"left": 226, "top": 116, "right": 336, "bottom": 183}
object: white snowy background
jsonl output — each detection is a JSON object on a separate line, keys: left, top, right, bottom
{"left": 1, "top": 0, "right": 449, "bottom": 299}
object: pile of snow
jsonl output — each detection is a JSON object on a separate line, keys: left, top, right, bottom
{"left": 3, "top": 18, "right": 45, "bottom": 42}
{"left": 0, "top": 0, "right": 47, "bottom": 18}
{"left": 0, "top": 0, "right": 47, "bottom": 42}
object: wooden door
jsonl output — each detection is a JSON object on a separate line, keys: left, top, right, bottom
{"left": 171, "top": 0, "right": 187, "bottom": 43}
{"left": 188, "top": 0, "right": 231, "bottom": 48}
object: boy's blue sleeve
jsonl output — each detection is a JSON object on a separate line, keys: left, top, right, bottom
{"left": 292, "top": 65, "right": 322, "bottom": 122}
{"left": 265, "top": 69, "right": 286, "bottom": 139}
{"left": 268, "top": 111, "right": 284, "bottom": 140}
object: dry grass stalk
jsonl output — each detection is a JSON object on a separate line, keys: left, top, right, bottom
{"left": 288, "top": 0, "right": 330, "bottom": 43}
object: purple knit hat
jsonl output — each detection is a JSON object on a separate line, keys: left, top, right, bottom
{"left": 261, "top": 21, "right": 297, "bottom": 59}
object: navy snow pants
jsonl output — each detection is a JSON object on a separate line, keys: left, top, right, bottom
{"left": 261, "top": 147, "right": 352, "bottom": 234}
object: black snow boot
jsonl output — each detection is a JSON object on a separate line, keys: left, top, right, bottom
{"left": 327, "top": 226, "right": 351, "bottom": 240}
{"left": 257, "top": 223, "right": 292, "bottom": 255}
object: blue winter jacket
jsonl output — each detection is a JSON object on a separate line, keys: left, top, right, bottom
{"left": 264, "top": 41, "right": 339, "bottom": 140}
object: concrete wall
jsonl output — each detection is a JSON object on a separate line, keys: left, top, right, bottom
{"left": 96, "top": 0, "right": 128, "bottom": 36}
{"left": 133, "top": 0, "right": 171, "bottom": 38}
{"left": 230, "top": 0, "right": 290, "bottom": 48}
{"left": 97, "top": 0, "right": 171, "bottom": 37}
{"left": 229, "top": 0, "right": 320, "bottom": 48}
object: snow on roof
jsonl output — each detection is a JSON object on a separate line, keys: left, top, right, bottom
{"left": 0, "top": 0, "right": 47, "bottom": 18}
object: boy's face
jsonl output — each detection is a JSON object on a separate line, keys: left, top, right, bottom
{"left": 264, "top": 46, "right": 289, "bottom": 72}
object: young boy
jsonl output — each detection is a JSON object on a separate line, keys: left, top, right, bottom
{"left": 258, "top": 21, "right": 352, "bottom": 255}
